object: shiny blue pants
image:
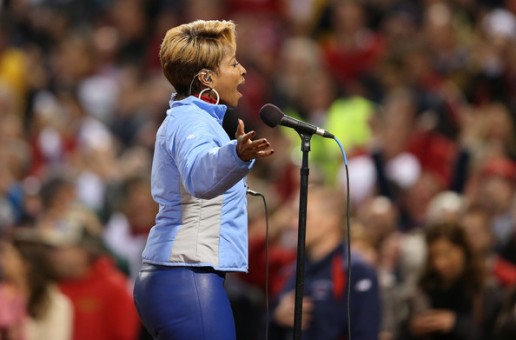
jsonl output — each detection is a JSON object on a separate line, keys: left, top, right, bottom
{"left": 133, "top": 264, "right": 236, "bottom": 340}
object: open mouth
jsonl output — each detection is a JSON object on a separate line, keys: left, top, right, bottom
{"left": 237, "top": 81, "right": 245, "bottom": 95}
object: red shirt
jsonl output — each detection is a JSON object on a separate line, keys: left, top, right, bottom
{"left": 58, "top": 256, "right": 140, "bottom": 340}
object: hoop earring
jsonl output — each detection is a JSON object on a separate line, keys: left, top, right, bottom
{"left": 198, "top": 87, "right": 220, "bottom": 105}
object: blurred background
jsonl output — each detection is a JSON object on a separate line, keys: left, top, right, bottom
{"left": 0, "top": 0, "right": 515, "bottom": 339}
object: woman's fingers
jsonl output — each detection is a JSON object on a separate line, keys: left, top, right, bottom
{"left": 235, "top": 119, "right": 245, "bottom": 139}
{"left": 238, "top": 139, "right": 273, "bottom": 160}
{"left": 236, "top": 119, "right": 274, "bottom": 161}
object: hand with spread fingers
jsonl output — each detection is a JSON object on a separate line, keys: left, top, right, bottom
{"left": 236, "top": 119, "right": 274, "bottom": 161}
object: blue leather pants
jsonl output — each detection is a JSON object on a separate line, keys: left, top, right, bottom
{"left": 133, "top": 264, "right": 236, "bottom": 340}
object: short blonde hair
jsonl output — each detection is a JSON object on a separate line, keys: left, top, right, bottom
{"left": 160, "top": 20, "right": 236, "bottom": 97}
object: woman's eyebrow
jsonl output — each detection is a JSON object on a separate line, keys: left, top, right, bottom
{"left": 227, "top": 54, "right": 237, "bottom": 64}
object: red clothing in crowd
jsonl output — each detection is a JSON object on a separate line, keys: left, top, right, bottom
{"left": 244, "top": 235, "right": 296, "bottom": 299}
{"left": 408, "top": 130, "right": 457, "bottom": 187}
{"left": 321, "top": 32, "right": 384, "bottom": 88}
{"left": 493, "top": 255, "right": 516, "bottom": 287}
{"left": 58, "top": 256, "right": 140, "bottom": 340}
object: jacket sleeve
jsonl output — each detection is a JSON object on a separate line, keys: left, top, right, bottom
{"left": 169, "top": 110, "right": 254, "bottom": 199}
{"left": 349, "top": 259, "right": 382, "bottom": 340}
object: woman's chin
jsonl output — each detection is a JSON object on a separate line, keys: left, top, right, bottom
{"left": 235, "top": 91, "right": 244, "bottom": 104}
{"left": 221, "top": 94, "right": 241, "bottom": 107}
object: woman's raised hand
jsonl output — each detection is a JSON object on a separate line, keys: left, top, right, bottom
{"left": 236, "top": 119, "right": 274, "bottom": 161}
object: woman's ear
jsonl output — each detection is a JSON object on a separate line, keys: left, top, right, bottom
{"left": 198, "top": 69, "right": 213, "bottom": 87}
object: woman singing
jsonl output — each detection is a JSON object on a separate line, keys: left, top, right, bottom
{"left": 133, "top": 20, "right": 274, "bottom": 340}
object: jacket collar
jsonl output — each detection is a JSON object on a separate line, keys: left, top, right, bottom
{"left": 169, "top": 94, "right": 228, "bottom": 124}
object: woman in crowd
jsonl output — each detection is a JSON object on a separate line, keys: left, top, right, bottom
{"left": 0, "top": 229, "right": 73, "bottom": 340}
{"left": 400, "top": 222, "right": 502, "bottom": 340}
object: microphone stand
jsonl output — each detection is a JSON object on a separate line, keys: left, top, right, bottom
{"left": 293, "top": 132, "right": 312, "bottom": 340}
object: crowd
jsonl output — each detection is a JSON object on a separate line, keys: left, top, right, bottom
{"left": 0, "top": 0, "right": 515, "bottom": 339}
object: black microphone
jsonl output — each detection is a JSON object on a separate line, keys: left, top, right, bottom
{"left": 259, "top": 103, "right": 334, "bottom": 139}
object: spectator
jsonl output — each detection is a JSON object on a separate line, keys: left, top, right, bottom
{"left": 338, "top": 88, "right": 422, "bottom": 210}
{"left": 269, "top": 185, "right": 381, "bottom": 340}
{"left": 0, "top": 235, "right": 29, "bottom": 340}
{"left": 460, "top": 204, "right": 516, "bottom": 288}
{"left": 320, "top": 0, "right": 384, "bottom": 96}
{"left": 357, "top": 196, "right": 405, "bottom": 340}
{"left": 493, "top": 284, "right": 516, "bottom": 340}
{"left": 103, "top": 175, "right": 157, "bottom": 285}
{"left": 40, "top": 210, "right": 140, "bottom": 340}
{"left": 0, "top": 228, "right": 73, "bottom": 340}
{"left": 0, "top": 16, "right": 28, "bottom": 116}
{"left": 400, "top": 222, "right": 502, "bottom": 340}
{"left": 471, "top": 157, "right": 515, "bottom": 251}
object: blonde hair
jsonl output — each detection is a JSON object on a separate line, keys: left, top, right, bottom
{"left": 160, "top": 20, "right": 236, "bottom": 98}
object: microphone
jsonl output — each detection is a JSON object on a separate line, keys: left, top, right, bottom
{"left": 259, "top": 103, "right": 334, "bottom": 139}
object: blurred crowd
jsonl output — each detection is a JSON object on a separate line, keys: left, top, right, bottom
{"left": 0, "top": 0, "right": 515, "bottom": 339}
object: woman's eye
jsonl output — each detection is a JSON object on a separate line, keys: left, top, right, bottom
{"left": 233, "top": 61, "right": 240, "bottom": 67}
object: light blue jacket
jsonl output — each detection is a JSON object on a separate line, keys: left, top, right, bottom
{"left": 142, "top": 95, "right": 254, "bottom": 272}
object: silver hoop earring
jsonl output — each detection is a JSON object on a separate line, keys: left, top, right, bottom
{"left": 198, "top": 87, "right": 220, "bottom": 105}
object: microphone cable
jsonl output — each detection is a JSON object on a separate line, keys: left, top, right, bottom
{"left": 333, "top": 136, "right": 352, "bottom": 340}
{"left": 246, "top": 188, "right": 270, "bottom": 340}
